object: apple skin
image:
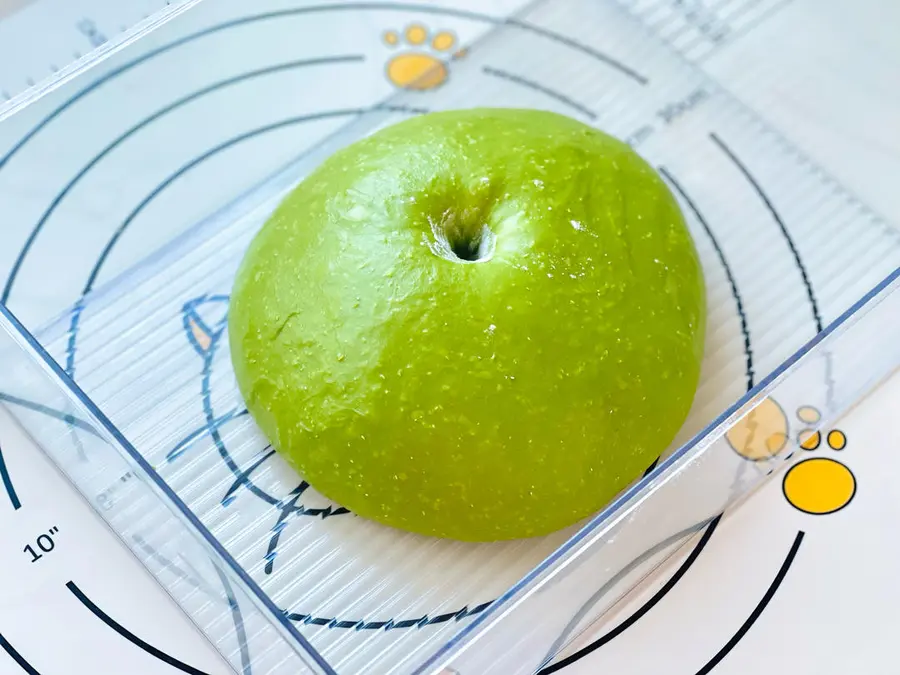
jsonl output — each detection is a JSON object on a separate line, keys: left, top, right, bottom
{"left": 228, "top": 108, "right": 705, "bottom": 541}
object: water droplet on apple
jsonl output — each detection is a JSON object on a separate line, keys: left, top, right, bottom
{"left": 532, "top": 179, "right": 544, "bottom": 189}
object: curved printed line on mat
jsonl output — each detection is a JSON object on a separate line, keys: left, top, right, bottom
{"left": 220, "top": 448, "right": 275, "bottom": 506}
{"left": 693, "top": 530, "right": 804, "bottom": 674}
{"left": 131, "top": 535, "right": 253, "bottom": 675}
{"left": 262, "top": 482, "right": 351, "bottom": 574}
{"left": 38, "top": 56, "right": 364, "bottom": 378}
{"left": 537, "top": 517, "right": 719, "bottom": 674}
{"left": 67, "top": 581, "right": 211, "bottom": 675}
{"left": 481, "top": 66, "right": 597, "bottom": 120}
{"left": 541, "top": 162, "right": 764, "bottom": 668}
{"left": 64, "top": 104, "right": 424, "bottom": 380}
{"left": 3, "top": 54, "right": 365, "bottom": 307}
{"left": 0, "top": 442, "right": 21, "bottom": 510}
{"left": 59, "top": 107, "right": 419, "bottom": 510}
{"left": 285, "top": 600, "right": 494, "bottom": 631}
{"left": 197, "top": 321, "right": 353, "bottom": 517}
{"left": 167, "top": 408, "right": 248, "bottom": 463}
{"left": 0, "top": 391, "right": 102, "bottom": 437}
{"left": 0, "top": 633, "right": 41, "bottom": 674}
{"left": 1, "top": 2, "right": 647, "bottom": 304}
{"left": 708, "top": 133, "right": 822, "bottom": 333}
{"left": 659, "top": 166, "right": 754, "bottom": 391}
{"left": 209, "top": 564, "right": 253, "bottom": 675}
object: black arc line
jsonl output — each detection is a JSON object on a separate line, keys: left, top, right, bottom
{"left": 538, "top": 516, "right": 720, "bottom": 674}
{"left": 65, "top": 103, "right": 426, "bottom": 381}
{"left": 0, "top": 3, "right": 648, "bottom": 305}
{"left": 481, "top": 66, "right": 597, "bottom": 120}
{"left": 208, "top": 565, "right": 252, "bottom": 675}
{"left": 0, "top": 2, "right": 647, "bottom": 177}
{"left": 2, "top": 54, "right": 366, "bottom": 306}
{"left": 0, "top": 391, "right": 106, "bottom": 511}
{"left": 0, "top": 441, "right": 21, "bottom": 510}
{"left": 0, "top": 633, "right": 41, "bottom": 674}
{"left": 709, "top": 132, "right": 823, "bottom": 333}
{"left": 570, "top": 161, "right": 760, "bottom": 645}
{"left": 539, "top": 516, "right": 718, "bottom": 666}
{"left": 131, "top": 534, "right": 215, "bottom": 596}
{"left": 66, "top": 581, "right": 211, "bottom": 675}
{"left": 694, "top": 530, "right": 805, "bottom": 674}
{"left": 0, "top": 391, "right": 102, "bottom": 437}
{"left": 543, "top": 165, "right": 761, "bottom": 670}
{"left": 660, "top": 166, "right": 754, "bottom": 390}
{"left": 132, "top": 535, "right": 251, "bottom": 675}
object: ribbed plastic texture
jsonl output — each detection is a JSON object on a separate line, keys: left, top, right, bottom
{"left": 11, "top": 0, "right": 899, "bottom": 673}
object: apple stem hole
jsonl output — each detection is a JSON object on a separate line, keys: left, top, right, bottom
{"left": 451, "top": 236, "right": 484, "bottom": 262}
{"left": 427, "top": 213, "right": 495, "bottom": 264}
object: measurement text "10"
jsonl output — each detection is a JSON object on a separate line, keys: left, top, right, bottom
{"left": 23, "top": 526, "right": 60, "bottom": 563}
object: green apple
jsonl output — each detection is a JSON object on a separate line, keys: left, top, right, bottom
{"left": 228, "top": 108, "right": 705, "bottom": 542}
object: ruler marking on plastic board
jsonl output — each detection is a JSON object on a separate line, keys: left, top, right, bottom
{"left": 693, "top": 0, "right": 793, "bottom": 61}
{"left": 625, "top": 0, "right": 794, "bottom": 59}
{"left": 0, "top": 0, "right": 646, "bottom": 174}
{"left": 0, "top": 0, "right": 791, "bottom": 167}
{"left": 0, "top": 0, "right": 202, "bottom": 121}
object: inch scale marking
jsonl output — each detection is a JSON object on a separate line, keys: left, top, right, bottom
{"left": 0, "top": 0, "right": 794, "bottom": 121}
{"left": 0, "top": 401, "right": 230, "bottom": 674}
{"left": 620, "top": 0, "right": 794, "bottom": 60}
{"left": 0, "top": 0, "right": 198, "bottom": 121}
{"left": 23, "top": 524, "right": 59, "bottom": 563}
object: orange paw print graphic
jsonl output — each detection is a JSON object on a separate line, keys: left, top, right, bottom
{"left": 726, "top": 401, "right": 856, "bottom": 514}
{"left": 383, "top": 24, "right": 464, "bottom": 90}
{"left": 783, "top": 406, "right": 855, "bottom": 515}
{"left": 725, "top": 397, "right": 789, "bottom": 461}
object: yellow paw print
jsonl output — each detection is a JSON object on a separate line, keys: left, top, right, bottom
{"left": 725, "top": 397, "right": 789, "bottom": 461}
{"left": 783, "top": 406, "right": 855, "bottom": 515}
{"left": 383, "top": 24, "right": 464, "bottom": 90}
